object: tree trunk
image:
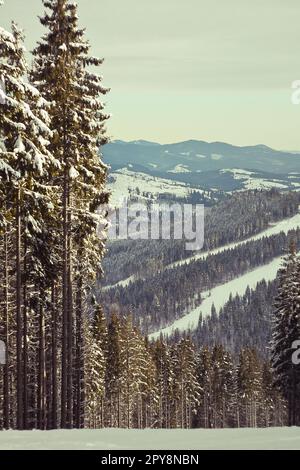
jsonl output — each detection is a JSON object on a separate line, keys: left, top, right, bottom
{"left": 67, "top": 213, "right": 73, "bottom": 428}
{"left": 51, "top": 282, "right": 58, "bottom": 429}
{"left": 16, "top": 186, "right": 23, "bottom": 430}
{"left": 23, "top": 236, "right": 28, "bottom": 429}
{"left": 61, "top": 167, "right": 69, "bottom": 428}
{"left": 38, "top": 304, "right": 46, "bottom": 430}
{"left": 75, "top": 276, "right": 84, "bottom": 428}
{"left": 3, "top": 229, "right": 10, "bottom": 429}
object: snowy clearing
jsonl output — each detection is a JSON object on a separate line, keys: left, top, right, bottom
{"left": 211, "top": 153, "right": 223, "bottom": 160}
{"left": 168, "top": 164, "right": 191, "bottom": 174}
{"left": 220, "top": 169, "right": 290, "bottom": 190}
{"left": 0, "top": 427, "right": 299, "bottom": 450}
{"left": 108, "top": 168, "right": 204, "bottom": 206}
{"left": 150, "top": 256, "right": 283, "bottom": 340}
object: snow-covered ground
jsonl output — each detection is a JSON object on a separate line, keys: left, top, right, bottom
{"left": 108, "top": 168, "right": 204, "bottom": 206}
{"left": 149, "top": 256, "right": 283, "bottom": 340}
{"left": 168, "top": 164, "right": 191, "bottom": 174}
{"left": 0, "top": 427, "right": 299, "bottom": 450}
{"left": 220, "top": 169, "right": 290, "bottom": 190}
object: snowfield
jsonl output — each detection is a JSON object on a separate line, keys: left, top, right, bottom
{"left": 168, "top": 164, "right": 191, "bottom": 173}
{"left": 108, "top": 168, "right": 204, "bottom": 206}
{"left": 0, "top": 427, "right": 299, "bottom": 450}
{"left": 150, "top": 256, "right": 283, "bottom": 340}
{"left": 220, "top": 169, "right": 291, "bottom": 190}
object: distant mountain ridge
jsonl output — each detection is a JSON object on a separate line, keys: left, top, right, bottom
{"left": 103, "top": 139, "right": 300, "bottom": 193}
{"left": 104, "top": 139, "right": 300, "bottom": 174}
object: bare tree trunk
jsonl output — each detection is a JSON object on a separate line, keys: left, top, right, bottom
{"left": 23, "top": 236, "right": 28, "bottom": 429}
{"left": 67, "top": 218, "right": 73, "bottom": 428}
{"left": 51, "top": 282, "right": 58, "bottom": 429}
{"left": 181, "top": 380, "right": 184, "bottom": 428}
{"left": 38, "top": 304, "right": 46, "bottom": 430}
{"left": 3, "top": 229, "right": 10, "bottom": 429}
{"left": 75, "top": 276, "right": 84, "bottom": 428}
{"left": 16, "top": 186, "right": 23, "bottom": 430}
{"left": 61, "top": 168, "right": 68, "bottom": 428}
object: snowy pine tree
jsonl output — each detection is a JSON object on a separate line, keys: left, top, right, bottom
{"left": 171, "top": 337, "right": 200, "bottom": 428}
{"left": 32, "top": 0, "right": 109, "bottom": 428}
{"left": 271, "top": 241, "right": 300, "bottom": 425}
{"left": 0, "top": 13, "right": 59, "bottom": 429}
{"left": 85, "top": 305, "right": 107, "bottom": 428}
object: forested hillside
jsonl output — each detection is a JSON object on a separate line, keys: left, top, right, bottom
{"left": 102, "top": 189, "right": 300, "bottom": 286}
{"left": 101, "top": 228, "right": 299, "bottom": 331}
{"left": 100, "top": 189, "right": 300, "bottom": 334}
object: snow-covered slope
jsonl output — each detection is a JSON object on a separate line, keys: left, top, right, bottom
{"left": 102, "top": 275, "right": 135, "bottom": 292}
{"left": 167, "top": 211, "right": 300, "bottom": 270}
{"left": 220, "top": 169, "right": 289, "bottom": 190}
{"left": 149, "top": 256, "right": 283, "bottom": 340}
{"left": 104, "top": 211, "right": 300, "bottom": 290}
{"left": 0, "top": 427, "right": 299, "bottom": 450}
{"left": 108, "top": 168, "right": 205, "bottom": 206}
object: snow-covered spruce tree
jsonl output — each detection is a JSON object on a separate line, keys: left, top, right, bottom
{"left": 0, "top": 16, "right": 59, "bottom": 430}
{"left": 0, "top": 15, "right": 19, "bottom": 430}
{"left": 120, "top": 315, "right": 142, "bottom": 428}
{"left": 237, "top": 348, "right": 263, "bottom": 427}
{"left": 128, "top": 327, "right": 158, "bottom": 429}
{"left": 32, "top": 0, "right": 109, "bottom": 428}
{"left": 152, "top": 338, "right": 173, "bottom": 428}
{"left": 85, "top": 304, "right": 107, "bottom": 428}
{"left": 140, "top": 337, "right": 158, "bottom": 429}
{"left": 105, "top": 312, "right": 123, "bottom": 427}
{"left": 171, "top": 337, "right": 200, "bottom": 428}
{"left": 261, "top": 360, "right": 287, "bottom": 427}
{"left": 195, "top": 347, "right": 212, "bottom": 428}
{"left": 288, "top": 258, "right": 300, "bottom": 425}
{"left": 209, "top": 345, "right": 236, "bottom": 428}
{"left": 271, "top": 241, "right": 300, "bottom": 426}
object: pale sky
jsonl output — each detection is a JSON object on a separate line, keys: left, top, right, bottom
{"left": 2, "top": 0, "right": 300, "bottom": 149}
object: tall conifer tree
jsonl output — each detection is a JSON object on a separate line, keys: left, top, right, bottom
{"left": 32, "top": 0, "right": 109, "bottom": 428}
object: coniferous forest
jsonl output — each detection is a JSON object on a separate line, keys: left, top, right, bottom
{"left": 0, "top": 0, "right": 300, "bottom": 433}
{"left": 0, "top": 0, "right": 109, "bottom": 429}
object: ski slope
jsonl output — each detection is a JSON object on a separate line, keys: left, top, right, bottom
{"left": 167, "top": 211, "right": 300, "bottom": 270}
{"left": 149, "top": 256, "right": 283, "bottom": 340}
{"left": 0, "top": 427, "right": 299, "bottom": 450}
{"left": 102, "top": 275, "right": 135, "bottom": 292}
{"left": 104, "top": 211, "right": 300, "bottom": 290}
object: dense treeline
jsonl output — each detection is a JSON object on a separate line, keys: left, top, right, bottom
{"left": 0, "top": 0, "right": 109, "bottom": 429}
{"left": 59, "top": 308, "right": 287, "bottom": 429}
{"left": 101, "top": 229, "right": 300, "bottom": 332}
{"left": 204, "top": 188, "right": 298, "bottom": 249}
{"left": 103, "top": 189, "right": 300, "bottom": 286}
